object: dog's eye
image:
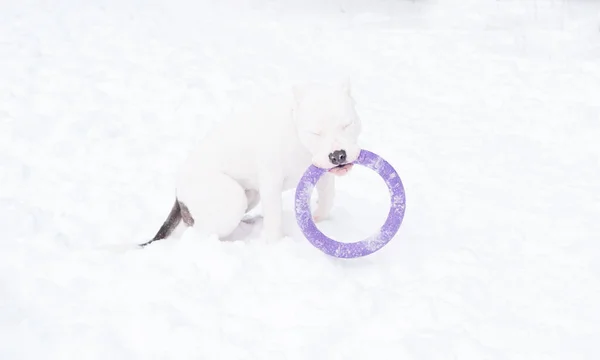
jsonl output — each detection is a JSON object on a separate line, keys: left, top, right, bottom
{"left": 310, "top": 131, "right": 321, "bottom": 136}
{"left": 342, "top": 122, "right": 352, "bottom": 129}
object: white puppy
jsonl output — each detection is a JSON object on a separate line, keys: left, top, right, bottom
{"left": 141, "top": 81, "right": 362, "bottom": 246}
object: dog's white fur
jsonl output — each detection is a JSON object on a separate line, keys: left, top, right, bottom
{"left": 175, "top": 81, "right": 362, "bottom": 242}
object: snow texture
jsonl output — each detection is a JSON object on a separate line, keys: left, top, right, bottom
{"left": 1, "top": 0, "right": 600, "bottom": 359}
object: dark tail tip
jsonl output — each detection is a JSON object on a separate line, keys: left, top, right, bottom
{"left": 139, "top": 199, "right": 182, "bottom": 247}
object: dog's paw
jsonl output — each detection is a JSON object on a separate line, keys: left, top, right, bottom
{"left": 312, "top": 213, "right": 329, "bottom": 223}
{"left": 312, "top": 206, "right": 331, "bottom": 223}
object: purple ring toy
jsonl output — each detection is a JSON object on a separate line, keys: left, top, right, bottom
{"left": 294, "top": 149, "right": 406, "bottom": 258}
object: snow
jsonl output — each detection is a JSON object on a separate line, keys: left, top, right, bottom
{"left": 1, "top": 0, "right": 599, "bottom": 359}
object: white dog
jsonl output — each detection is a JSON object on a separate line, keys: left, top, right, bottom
{"left": 141, "top": 81, "right": 362, "bottom": 246}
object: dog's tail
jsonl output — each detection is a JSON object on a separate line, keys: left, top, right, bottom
{"left": 139, "top": 199, "right": 182, "bottom": 247}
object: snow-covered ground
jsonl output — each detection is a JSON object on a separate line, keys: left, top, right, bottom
{"left": 1, "top": 0, "right": 599, "bottom": 358}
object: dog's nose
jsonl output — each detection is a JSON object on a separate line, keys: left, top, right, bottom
{"left": 328, "top": 149, "right": 347, "bottom": 165}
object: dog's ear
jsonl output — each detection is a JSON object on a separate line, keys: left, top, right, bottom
{"left": 292, "top": 84, "right": 307, "bottom": 104}
{"left": 291, "top": 84, "right": 306, "bottom": 123}
{"left": 341, "top": 78, "right": 356, "bottom": 107}
{"left": 341, "top": 77, "right": 352, "bottom": 96}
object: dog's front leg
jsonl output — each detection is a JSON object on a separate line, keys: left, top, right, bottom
{"left": 313, "top": 172, "right": 335, "bottom": 222}
{"left": 259, "top": 173, "right": 284, "bottom": 242}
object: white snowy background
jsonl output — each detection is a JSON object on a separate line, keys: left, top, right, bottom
{"left": 1, "top": 0, "right": 599, "bottom": 359}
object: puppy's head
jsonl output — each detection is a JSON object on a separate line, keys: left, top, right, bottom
{"left": 292, "top": 81, "right": 362, "bottom": 169}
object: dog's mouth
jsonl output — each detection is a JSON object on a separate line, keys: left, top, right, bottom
{"left": 328, "top": 163, "right": 353, "bottom": 176}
